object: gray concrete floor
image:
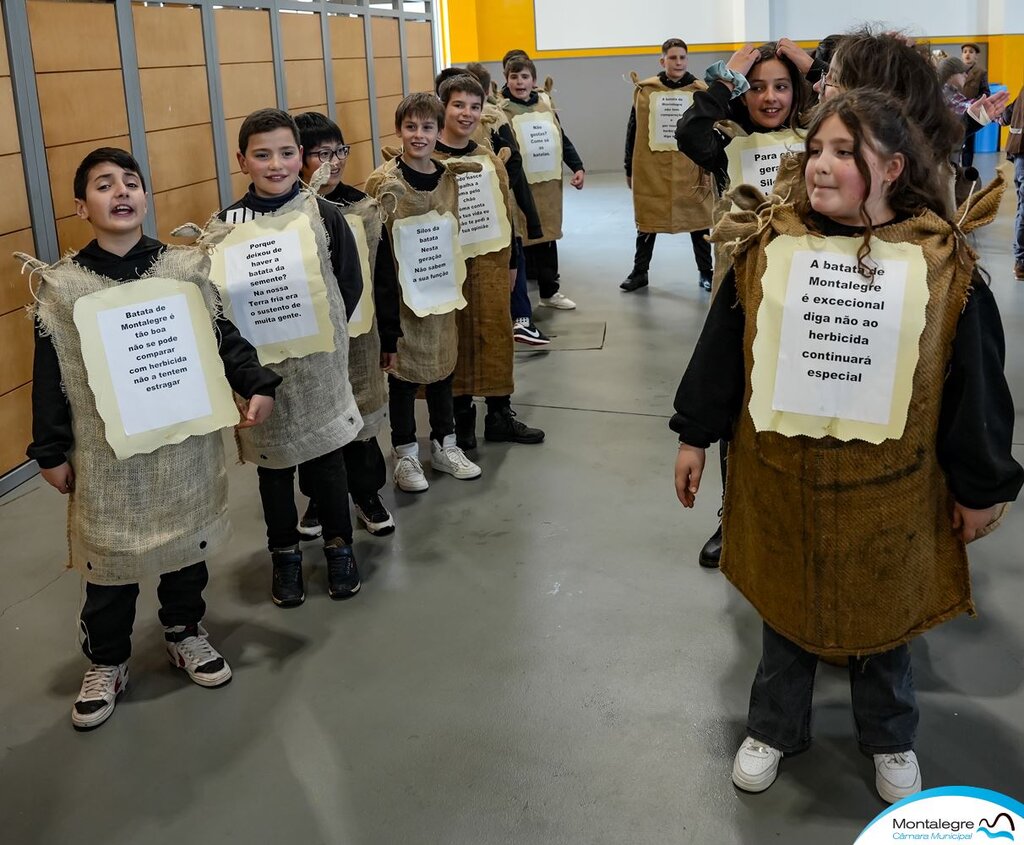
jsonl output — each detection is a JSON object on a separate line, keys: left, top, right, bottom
{"left": 1, "top": 160, "right": 1022, "bottom": 844}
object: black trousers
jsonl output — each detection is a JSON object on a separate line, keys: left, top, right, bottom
{"left": 299, "top": 437, "right": 386, "bottom": 504}
{"left": 388, "top": 372, "right": 455, "bottom": 447}
{"left": 961, "top": 131, "right": 976, "bottom": 168}
{"left": 258, "top": 446, "right": 352, "bottom": 549}
{"left": 524, "top": 241, "right": 560, "bottom": 298}
{"left": 630, "top": 230, "right": 712, "bottom": 278}
{"left": 454, "top": 394, "right": 511, "bottom": 414}
{"left": 80, "top": 561, "right": 208, "bottom": 666}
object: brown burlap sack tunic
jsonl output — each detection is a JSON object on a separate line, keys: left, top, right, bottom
{"left": 470, "top": 101, "right": 508, "bottom": 152}
{"left": 499, "top": 89, "right": 563, "bottom": 246}
{"left": 434, "top": 145, "right": 515, "bottom": 397}
{"left": 716, "top": 181, "right": 1004, "bottom": 657}
{"left": 203, "top": 188, "right": 363, "bottom": 468}
{"left": 630, "top": 74, "right": 714, "bottom": 234}
{"left": 364, "top": 157, "right": 472, "bottom": 385}
{"left": 30, "top": 247, "right": 232, "bottom": 585}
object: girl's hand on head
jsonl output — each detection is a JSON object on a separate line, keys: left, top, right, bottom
{"left": 951, "top": 501, "right": 1002, "bottom": 543}
{"left": 41, "top": 462, "right": 74, "bottom": 495}
{"left": 674, "top": 444, "right": 706, "bottom": 508}
{"left": 776, "top": 38, "right": 812, "bottom": 74}
{"left": 726, "top": 45, "right": 761, "bottom": 77}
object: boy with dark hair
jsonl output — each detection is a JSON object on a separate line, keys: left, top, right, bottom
{"left": 960, "top": 43, "right": 990, "bottom": 167}
{"left": 365, "top": 93, "right": 482, "bottom": 492}
{"left": 29, "top": 146, "right": 280, "bottom": 729}
{"left": 622, "top": 37, "right": 714, "bottom": 292}
{"left": 501, "top": 56, "right": 585, "bottom": 310}
{"left": 293, "top": 110, "right": 399, "bottom": 537}
{"left": 216, "top": 108, "right": 365, "bottom": 607}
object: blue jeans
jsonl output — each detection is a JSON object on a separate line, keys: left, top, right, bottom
{"left": 510, "top": 238, "right": 532, "bottom": 320}
{"left": 1013, "top": 155, "right": 1024, "bottom": 265}
{"left": 746, "top": 622, "right": 918, "bottom": 755}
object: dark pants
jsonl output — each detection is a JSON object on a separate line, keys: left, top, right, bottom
{"left": 510, "top": 238, "right": 532, "bottom": 320}
{"left": 258, "top": 446, "right": 353, "bottom": 549}
{"left": 630, "top": 230, "right": 712, "bottom": 278}
{"left": 746, "top": 622, "right": 918, "bottom": 755}
{"left": 454, "top": 394, "right": 511, "bottom": 414}
{"left": 961, "top": 131, "right": 976, "bottom": 168}
{"left": 388, "top": 372, "right": 455, "bottom": 447}
{"left": 524, "top": 241, "right": 559, "bottom": 298}
{"left": 79, "top": 561, "right": 208, "bottom": 666}
{"left": 299, "top": 436, "right": 386, "bottom": 505}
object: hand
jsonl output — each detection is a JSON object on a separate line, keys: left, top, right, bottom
{"left": 236, "top": 394, "right": 275, "bottom": 428}
{"left": 726, "top": 45, "right": 761, "bottom": 78}
{"left": 976, "top": 90, "right": 1010, "bottom": 119}
{"left": 951, "top": 501, "right": 1002, "bottom": 543}
{"left": 41, "top": 462, "right": 75, "bottom": 494}
{"left": 570, "top": 170, "right": 585, "bottom": 189}
{"left": 625, "top": 175, "right": 632, "bottom": 190}
{"left": 509, "top": 268, "right": 517, "bottom": 291}
{"left": 380, "top": 352, "right": 398, "bottom": 372}
{"left": 775, "top": 38, "right": 813, "bottom": 74}
{"left": 674, "top": 444, "right": 706, "bottom": 508}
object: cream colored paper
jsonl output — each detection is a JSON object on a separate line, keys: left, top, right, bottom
{"left": 73, "top": 276, "right": 239, "bottom": 460}
{"left": 392, "top": 209, "right": 468, "bottom": 316}
{"left": 749, "top": 235, "right": 929, "bottom": 443}
{"left": 343, "top": 212, "right": 376, "bottom": 338}
{"left": 648, "top": 90, "right": 694, "bottom": 152}
{"left": 511, "top": 111, "right": 563, "bottom": 183}
{"left": 455, "top": 156, "right": 512, "bottom": 259}
{"left": 726, "top": 130, "right": 805, "bottom": 191}
{"left": 209, "top": 209, "right": 335, "bottom": 365}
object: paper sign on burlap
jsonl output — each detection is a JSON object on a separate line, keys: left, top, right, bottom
{"left": 392, "top": 209, "right": 468, "bottom": 317}
{"left": 72, "top": 276, "right": 239, "bottom": 460}
{"left": 726, "top": 130, "right": 805, "bottom": 192}
{"left": 511, "top": 111, "right": 563, "bottom": 183}
{"left": 209, "top": 209, "right": 335, "bottom": 365}
{"left": 749, "top": 235, "right": 929, "bottom": 443}
{"left": 648, "top": 90, "right": 694, "bottom": 152}
{"left": 455, "top": 156, "right": 512, "bottom": 259}
{"left": 343, "top": 212, "right": 376, "bottom": 338}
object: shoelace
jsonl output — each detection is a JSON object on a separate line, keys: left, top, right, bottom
{"left": 442, "top": 446, "right": 475, "bottom": 469}
{"left": 882, "top": 753, "right": 910, "bottom": 766}
{"left": 80, "top": 665, "right": 122, "bottom": 699}
{"left": 397, "top": 455, "right": 424, "bottom": 476}
{"left": 175, "top": 633, "right": 220, "bottom": 667}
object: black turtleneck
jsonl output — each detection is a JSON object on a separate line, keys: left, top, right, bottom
{"left": 397, "top": 157, "right": 445, "bottom": 192}
{"left": 624, "top": 71, "right": 698, "bottom": 176}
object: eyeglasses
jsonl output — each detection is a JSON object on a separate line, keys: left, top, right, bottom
{"left": 306, "top": 145, "right": 351, "bottom": 162}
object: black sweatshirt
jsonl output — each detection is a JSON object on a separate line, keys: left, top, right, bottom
{"left": 321, "top": 181, "right": 402, "bottom": 355}
{"left": 500, "top": 86, "right": 586, "bottom": 174}
{"left": 28, "top": 236, "right": 282, "bottom": 470}
{"left": 624, "top": 71, "right": 698, "bottom": 177}
{"left": 434, "top": 138, "right": 517, "bottom": 268}
{"left": 669, "top": 213, "right": 1024, "bottom": 510}
{"left": 219, "top": 182, "right": 363, "bottom": 320}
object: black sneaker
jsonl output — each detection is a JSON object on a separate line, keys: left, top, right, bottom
{"left": 699, "top": 522, "right": 722, "bottom": 569}
{"left": 354, "top": 493, "right": 396, "bottom": 536}
{"left": 699, "top": 273, "right": 713, "bottom": 291}
{"left": 484, "top": 406, "right": 545, "bottom": 444}
{"left": 324, "top": 541, "right": 361, "bottom": 600}
{"left": 620, "top": 273, "right": 649, "bottom": 292}
{"left": 455, "top": 402, "right": 477, "bottom": 451}
{"left": 271, "top": 547, "right": 304, "bottom": 607}
{"left": 298, "top": 500, "right": 322, "bottom": 540}
{"left": 513, "top": 318, "right": 551, "bottom": 346}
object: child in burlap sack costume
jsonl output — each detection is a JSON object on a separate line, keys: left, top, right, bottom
{"left": 435, "top": 74, "right": 545, "bottom": 451}
{"left": 215, "top": 109, "right": 365, "bottom": 608}
{"left": 501, "top": 57, "right": 585, "bottom": 311}
{"left": 671, "top": 92, "right": 1022, "bottom": 803}
{"left": 365, "top": 93, "right": 482, "bottom": 492}
{"left": 621, "top": 38, "right": 715, "bottom": 293}
{"left": 293, "top": 111, "right": 401, "bottom": 538}
{"left": 27, "top": 148, "right": 280, "bottom": 730}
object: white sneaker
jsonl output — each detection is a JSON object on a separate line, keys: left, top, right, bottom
{"left": 165, "top": 624, "right": 233, "bottom": 688}
{"left": 72, "top": 662, "right": 128, "bottom": 730}
{"left": 393, "top": 444, "right": 429, "bottom": 492}
{"left": 538, "top": 292, "right": 576, "bottom": 310}
{"left": 431, "top": 434, "right": 482, "bottom": 480}
{"left": 732, "top": 736, "right": 783, "bottom": 793}
{"left": 874, "top": 751, "right": 921, "bottom": 804}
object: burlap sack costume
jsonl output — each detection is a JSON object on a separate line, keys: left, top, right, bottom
{"left": 27, "top": 247, "right": 232, "bottom": 585}
{"left": 433, "top": 145, "right": 516, "bottom": 397}
{"left": 499, "top": 78, "right": 563, "bottom": 246}
{"left": 712, "top": 173, "right": 1006, "bottom": 657}
{"left": 364, "top": 155, "right": 477, "bottom": 385}
{"left": 470, "top": 101, "right": 509, "bottom": 153}
{"left": 202, "top": 188, "right": 362, "bottom": 468}
{"left": 630, "top": 72, "right": 714, "bottom": 234}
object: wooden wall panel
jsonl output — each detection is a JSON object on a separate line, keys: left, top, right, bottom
{"left": 408, "top": 57, "right": 435, "bottom": 93}
{"left": 330, "top": 15, "right": 365, "bottom": 59}
{"left": 289, "top": 104, "right": 328, "bottom": 121}
{"left": 230, "top": 170, "right": 250, "bottom": 199}
{"left": 222, "top": 63, "right": 277, "bottom": 118}
{"left": 376, "top": 94, "right": 404, "bottom": 137}
{"left": 280, "top": 13, "right": 323, "bottom": 61}
{"left": 216, "top": 9, "right": 273, "bottom": 64}
{"left": 345, "top": 139, "right": 373, "bottom": 186}
{"left": 405, "top": 21, "right": 433, "bottom": 57}
{"left": 0, "top": 154, "right": 31, "bottom": 236}
{"left": 0, "top": 13, "right": 9, "bottom": 76}
{"left": 226, "top": 117, "right": 246, "bottom": 172}
{"left": 337, "top": 100, "right": 371, "bottom": 144}
{"left": 147, "top": 125, "right": 217, "bottom": 193}
{"left": 0, "top": 385, "right": 33, "bottom": 476}
{"left": 371, "top": 17, "right": 400, "bottom": 58}
{"left": 333, "top": 58, "right": 369, "bottom": 102}
{"left": 0, "top": 230, "right": 37, "bottom": 315}
{"left": 133, "top": 5, "right": 205, "bottom": 68}
{"left": 153, "top": 180, "right": 220, "bottom": 242}
{"left": 45, "top": 135, "right": 131, "bottom": 220}
{"left": 36, "top": 70, "right": 128, "bottom": 147}
{"left": 27, "top": 1, "right": 120, "bottom": 73}
{"left": 140, "top": 66, "right": 212, "bottom": 132}
{"left": 56, "top": 215, "right": 95, "bottom": 254}
{"left": 285, "top": 60, "right": 327, "bottom": 110}
{"left": 0, "top": 310, "right": 34, "bottom": 395}
{"left": 0, "top": 85, "right": 20, "bottom": 155}
{"left": 374, "top": 57, "right": 403, "bottom": 98}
